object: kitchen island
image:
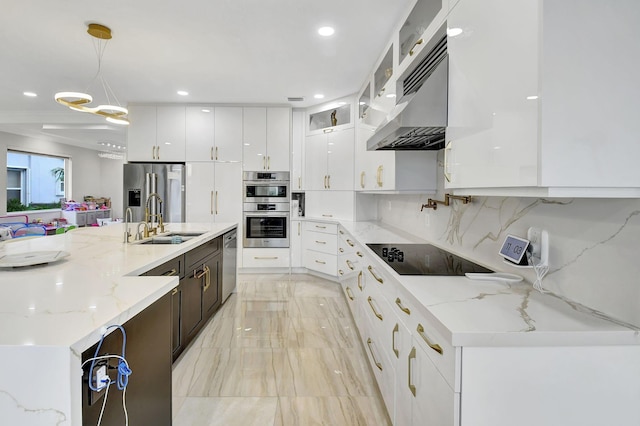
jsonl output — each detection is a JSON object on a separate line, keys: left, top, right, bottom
{"left": 0, "top": 222, "right": 236, "bottom": 425}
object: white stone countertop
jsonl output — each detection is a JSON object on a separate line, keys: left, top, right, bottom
{"left": 337, "top": 220, "right": 640, "bottom": 347}
{"left": 0, "top": 222, "right": 236, "bottom": 352}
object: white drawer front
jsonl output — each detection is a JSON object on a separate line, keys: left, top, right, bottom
{"left": 303, "top": 221, "right": 338, "bottom": 235}
{"left": 242, "top": 248, "right": 290, "bottom": 268}
{"left": 303, "top": 249, "right": 337, "bottom": 276}
{"left": 304, "top": 231, "right": 338, "bottom": 255}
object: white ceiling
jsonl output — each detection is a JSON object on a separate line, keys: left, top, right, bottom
{"left": 0, "top": 0, "right": 412, "bottom": 151}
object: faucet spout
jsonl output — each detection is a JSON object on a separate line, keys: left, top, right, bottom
{"left": 144, "top": 193, "right": 164, "bottom": 234}
{"left": 124, "top": 207, "right": 133, "bottom": 243}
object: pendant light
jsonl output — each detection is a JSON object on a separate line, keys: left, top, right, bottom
{"left": 54, "top": 23, "right": 129, "bottom": 125}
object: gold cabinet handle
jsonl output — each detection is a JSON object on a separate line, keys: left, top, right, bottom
{"left": 346, "top": 239, "right": 355, "bottom": 247}
{"left": 315, "top": 240, "right": 327, "bottom": 244}
{"left": 152, "top": 146, "right": 156, "bottom": 159}
{"left": 203, "top": 265, "right": 211, "bottom": 292}
{"left": 360, "top": 171, "right": 365, "bottom": 189}
{"left": 323, "top": 128, "right": 334, "bottom": 134}
{"left": 339, "top": 248, "right": 344, "bottom": 253}
{"left": 377, "top": 87, "right": 386, "bottom": 98}
{"left": 210, "top": 190, "right": 214, "bottom": 215}
{"left": 338, "top": 269, "right": 344, "bottom": 276}
{"left": 254, "top": 256, "right": 278, "bottom": 260}
{"left": 356, "top": 251, "right": 363, "bottom": 258}
{"left": 367, "top": 296, "right": 383, "bottom": 321}
{"left": 215, "top": 146, "right": 219, "bottom": 161}
{"left": 315, "top": 225, "right": 327, "bottom": 229}
{"left": 210, "top": 146, "right": 214, "bottom": 160}
{"left": 267, "top": 156, "right": 270, "bottom": 170}
{"left": 444, "top": 141, "right": 452, "bottom": 183}
{"left": 263, "top": 156, "right": 266, "bottom": 170}
{"left": 324, "top": 175, "right": 328, "bottom": 189}
{"left": 156, "top": 145, "right": 160, "bottom": 159}
{"left": 409, "top": 38, "right": 424, "bottom": 56}
{"left": 298, "top": 176, "right": 301, "bottom": 189}
{"left": 357, "top": 271, "right": 363, "bottom": 291}
{"left": 395, "top": 298, "right": 411, "bottom": 315}
{"left": 376, "top": 165, "right": 383, "bottom": 187}
{"left": 215, "top": 191, "right": 219, "bottom": 215}
{"left": 346, "top": 286, "right": 354, "bottom": 300}
{"left": 162, "top": 268, "right": 178, "bottom": 277}
{"left": 327, "top": 175, "right": 331, "bottom": 189}
{"left": 366, "top": 338, "right": 383, "bottom": 371}
{"left": 297, "top": 221, "right": 301, "bottom": 236}
{"left": 339, "top": 229, "right": 344, "bottom": 235}
{"left": 171, "top": 287, "right": 178, "bottom": 295}
{"left": 408, "top": 347, "right": 417, "bottom": 396}
{"left": 315, "top": 260, "right": 326, "bottom": 265}
{"left": 368, "top": 265, "right": 383, "bottom": 284}
{"left": 417, "top": 324, "right": 443, "bottom": 355}
{"left": 392, "top": 323, "right": 399, "bottom": 358}
{"left": 321, "top": 214, "right": 333, "bottom": 218}
{"left": 346, "top": 259, "right": 355, "bottom": 270}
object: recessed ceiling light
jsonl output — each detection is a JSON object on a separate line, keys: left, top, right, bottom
{"left": 527, "top": 95, "right": 539, "bottom": 100}
{"left": 447, "top": 27, "right": 463, "bottom": 37}
{"left": 177, "top": 90, "right": 189, "bottom": 96}
{"left": 314, "top": 94, "right": 325, "bottom": 99}
{"left": 201, "top": 109, "right": 211, "bottom": 113}
{"left": 318, "top": 26, "right": 335, "bottom": 37}
{"left": 23, "top": 91, "right": 37, "bottom": 97}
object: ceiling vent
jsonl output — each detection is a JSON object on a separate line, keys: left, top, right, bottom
{"left": 287, "top": 97, "right": 304, "bottom": 102}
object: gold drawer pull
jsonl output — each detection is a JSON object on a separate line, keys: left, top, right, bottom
{"left": 360, "top": 171, "right": 365, "bottom": 188}
{"left": 346, "top": 239, "right": 355, "bottom": 247}
{"left": 395, "top": 298, "right": 411, "bottom": 315}
{"left": 367, "top": 296, "right": 383, "bottom": 321}
{"left": 315, "top": 225, "right": 327, "bottom": 229}
{"left": 339, "top": 248, "right": 344, "bottom": 253}
{"left": 345, "top": 287, "right": 354, "bottom": 300}
{"left": 376, "top": 165, "right": 383, "bottom": 187}
{"left": 321, "top": 214, "right": 333, "bottom": 217}
{"left": 171, "top": 287, "right": 178, "bottom": 296}
{"left": 339, "top": 229, "right": 344, "bottom": 235}
{"left": 368, "top": 265, "right": 383, "bottom": 284}
{"left": 254, "top": 256, "right": 278, "bottom": 260}
{"left": 417, "top": 324, "right": 443, "bottom": 355}
{"left": 409, "top": 38, "right": 424, "bottom": 56}
{"left": 323, "top": 128, "right": 334, "bottom": 134}
{"left": 315, "top": 240, "right": 327, "bottom": 244}
{"left": 357, "top": 271, "right": 363, "bottom": 291}
{"left": 315, "top": 260, "right": 326, "bottom": 265}
{"left": 346, "top": 259, "right": 355, "bottom": 270}
{"left": 162, "top": 268, "right": 178, "bottom": 277}
{"left": 366, "top": 338, "right": 383, "bottom": 371}
{"left": 356, "top": 251, "right": 363, "bottom": 258}
{"left": 392, "top": 323, "right": 399, "bottom": 358}
{"left": 338, "top": 269, "right": 344, "bottom": 276}
{"left": 408, "top": 347, "right": 417, "bottom": 396}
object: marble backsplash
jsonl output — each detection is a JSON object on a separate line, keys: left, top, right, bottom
{"left": 375, "top": 193, "right": 640, "bottom": 328}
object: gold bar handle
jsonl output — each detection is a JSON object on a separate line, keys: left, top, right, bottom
{"left": 267, "top": 156, "right": 270, "bottom": 170}
{"left": 210, "top": 146, "right": 214, "bottom": 160}
{"left": 203, "top": 265, "right": 211, "bottom": 292}
{"left": 215, "top": 146, "right": 219, "bottom": 161}
{"left": 444, "top": 141, "right": 452, "bottom": 183}
{"left": 339, "top": 248, "right": 344, "bottom": 253}
{"left": 339, "top": 229, "right": 344, "bottom": 235}
{"left": 366, "top": 338, "right": 383, "bottom": 371}
{"left": 297, "top": 221, "right": 301, "bottom": 236}
{"left": 395, "top": 298, "right": 411, "bottom": 315}
{"left": 376, "top": 165, "right": 383, "bottom": 187}
{"left": 324, "top": 175, "right": 328, "bottom": 189}
{"left": 323, "top": 128, "right": 334, "bottom": 134}
{"left": 408, "top": 347, "right": 417, "bottom": 396}
{"left": 356, "top": 251, "right": 363, "bottom": 258}
{"left": 162, "top": 268, "right": 178, "bottom": 277}
{"left": 368, "top": 265, "right": 384, "bottom": 284}
{"left": 409, "top": 38, "right": 424, "bottom": 56}
{"left": 321, "top": 214, "right": 333, "bottom": 218}
{"left": 315, "top": 225, "right": 327, "bottom": 229}
{"left": 367, "top": 296, "right": 383, "bottom": 321}
{"left": 417, "top": 324, "right": 443, "bottom": 355}
{"left": 338, "top": 269, "right": 344, "bottom": 276}
{"left": 210, "top": 190, "right": 214, "bottom": 215}
{"left": 254, "top": 256, "right": 278, "bottom": 260}
{"left": 346, "top": 239, "right": 355, "bottom": 247}
{"left": 152, "top": 146, "right": 155, "bottom": 159}
{"left": 392, "top": 323, "right": 399, "bottom": 358}
{"left": 346, "top": 286, "right": 354, "bottom": 300}
{"left": 327, "top": 175, "right": 330, "bottom": 189}
{"left": 215, "top": 191, "right": 218, "bottom": 215}
{"left": 360, "top": 171, "right": 365, "bottom": 189}
{"left": 315, "top": 240, "right": 327, "bottom": 244}
{"left": 298, "top": 176, "right": 301, "bottom": 189}
{"left": 346, "top": 259, "right": 355, "bottom": 270}
{"left": 315, "top": 260, "right": 326, "bottom": 265}
{"left": 357, "top": 271, "right": 363, "bottom": 291}
{"left": 171, "top": 287, "right": 178, "bottom": 295}
{"left": 156, "top": 145, "right": 160, "bottom": 159}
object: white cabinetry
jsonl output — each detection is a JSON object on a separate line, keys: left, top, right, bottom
{"left": 243, "top": 107, "right": 291, "bottom": 171}
{"left": 291, "top": 110, "right": 305, "bottom": 191}
{"left": 127, "top": 105, "right": 185, "bottom": 162}
{"left": 61, "top": 209, "right": 110, "bottom": 227}
{"left": 446, "top": 0, "right": 640, "bottom": 197}
{"left": 242, "top": 248, "right": 290, "bottom": 268}
{"left": 290, "top": 220, "right": 303, "bottom": 269}
{"left": 185, "top": 106, "right": 242, "bottom": 162}
{"left": 302, "top": 221, "right": 338, "bottom": 276}
{"left": 305, "top": 128, "right": 354, "bottom": 191}
{"left": 185, "top": 162, "right": 242, "bottom": 224}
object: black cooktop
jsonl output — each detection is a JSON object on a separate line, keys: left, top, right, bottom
{"left": 366, "top": 243, "right": 493, "bottom": 276}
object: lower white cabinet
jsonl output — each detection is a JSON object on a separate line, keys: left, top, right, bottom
{"left": 290, "top": 220, "right": 303, "bottom": 269}
{"left": 302, "top": 220, "right": 338, "bottom": 276}
{"left": 61, "top": 209, "right": 110, "bottom": 227}
{"left": 242, "top": 248, "right": 290, "bottom": 268}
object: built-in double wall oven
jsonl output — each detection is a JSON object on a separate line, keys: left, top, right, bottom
{"left": 242, "top": 171, "right": 290, "bottom": 248}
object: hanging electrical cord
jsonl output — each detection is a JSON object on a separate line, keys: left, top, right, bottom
{"left": 527, "top": 252, "right": 549, "bottom": 293}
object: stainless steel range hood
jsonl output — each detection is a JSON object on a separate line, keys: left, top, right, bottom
{"left": 367, "top": 23, "right": 448, "bottom": 151}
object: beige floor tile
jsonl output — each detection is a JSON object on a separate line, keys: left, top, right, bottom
{"left": 288, "top": 297, "right": 349, "bottom": 318}
{"left": 173, "top": 397, "right": 278, "bottom": 426}
{"left": 196, "top": 315, "right": 292, "bottom": 348}
{"left": 274, "top": 396, "right": 392, "bottom": 426}
{"left": 293, "top": 277, "right": 344, "bottom": 298}
{"left": 288, "top": 317, "right": 359, "bottom": 349}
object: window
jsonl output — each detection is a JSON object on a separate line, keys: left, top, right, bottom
{"left": 6, "top": 151, "right": 69, "bottom": 212}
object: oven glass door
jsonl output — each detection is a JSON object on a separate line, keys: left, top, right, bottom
{"left": 244, "top": 183, "right": 288, "bottom": 202}
{"left": 243, "top": 213, "right": 289, "bottom": 248}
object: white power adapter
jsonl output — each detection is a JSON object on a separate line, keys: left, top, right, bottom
{"left": 95, "top": 365, "right": 109, "bottom": 391}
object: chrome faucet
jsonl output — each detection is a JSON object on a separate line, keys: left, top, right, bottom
{"left": 144, "top": 192, "right": 165, "bottom": 235}
{"left": 124, "top": 207, "right": 133, "bottom": 243}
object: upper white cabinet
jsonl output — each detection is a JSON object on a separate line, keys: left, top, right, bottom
{"left": 185, "top": 106, "right": 242, "bottom": 162}
{"left": 243, "top": 107, "right": 291, "bottom": 171}
{"left": 291, "top": 110, "right": 305, "bottom": 191}
{"left": 185, "top": 162, "right": 242, "bottom": 224}
{"left": 446, "top": 0, "right": 640, "bottom": 197}
{"left": 306, "top": 97, "right": 354, "bottom": 136}
{"left": 127, "top": 105, "right": 185, "bottom": 162}
{"left": 305, "top": 128, "right": 354, "bottom": 191}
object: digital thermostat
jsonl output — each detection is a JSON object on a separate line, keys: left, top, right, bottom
{"left": 499, "top": 234, "right": 530, "bottom": 265}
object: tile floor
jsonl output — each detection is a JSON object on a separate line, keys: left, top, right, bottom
{"left": 172, "top": 273, "right": 391, "bottom": 426}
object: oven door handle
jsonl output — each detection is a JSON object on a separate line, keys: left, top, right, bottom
{"left": 243, "top": 212, "right": 290, "bottom": 217}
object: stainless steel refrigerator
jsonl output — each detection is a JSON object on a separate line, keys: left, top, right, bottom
{"left": 123, "top": 163, "right": 185, "bottom": 223}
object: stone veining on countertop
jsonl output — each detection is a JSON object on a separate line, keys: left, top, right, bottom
{"left": 0, "top": 391, "right": 67, "bottom": 425}
{"left": 517, "top": 288, "right": 536, "bottom": 332}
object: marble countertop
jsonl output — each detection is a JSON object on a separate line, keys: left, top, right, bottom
{"left": 0, "top": 222, "right": 236, "bottom": 352}
{"left": 338, "top": 221, "right": 640, "bottom": 347}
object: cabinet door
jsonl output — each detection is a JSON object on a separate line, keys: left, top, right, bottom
{"left": 213, "top": 162, "right": 242, "bottom": 223}
{"left": 446, "top": 0, "right": 539, "bottom": 189}
{"left": 243, "top": 107, "right": 268, "bottom": 170}
{"left": 291, "top": 110, "right": 305, "bottom": 190}
{"left": 214, "top": 107, "right": 243, "bottom": 161}
{"left": 304, "top": 134, "right": 328, "bottom": 190}
{"left": 266, "top": 107, "right": 291, "bottom": 171}
{"left": 171, "top": 284, "right": 183, "bottom": 361}
{"left": 290, "top": 220, "right": 303, "bottom": 268}
{"left": 185, "top": 162, "right": 215, "bottom": 223}
{"left": 127, "top": 105, "right": 157, "bottom": 161}
{"left": 326, "top": 128, "right": 355, "bottom": 190}
{"left": 393, "top": 320, "right": 413, "bottom": 426}
{"left": 202, "top": 253, "right": 222, "bottom": 316}
{"left": 185, "top": 106, "right": 215, "bottom": 161}
{"left": 156, "top": 106, "right": 186, "bottom": 161}
{"left": 182, "top": 267, "right": 204, "bottom": 342}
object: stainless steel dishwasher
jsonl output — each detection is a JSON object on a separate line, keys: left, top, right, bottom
{"left": 222, "top": 229, "right": 237, "bottom": 303}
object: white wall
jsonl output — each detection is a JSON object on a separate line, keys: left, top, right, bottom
{"left": 0, "top": 132, "right": 122, "bottom": 217}
{"left": 375, "top": 153, "right": 640, "bottom": 328}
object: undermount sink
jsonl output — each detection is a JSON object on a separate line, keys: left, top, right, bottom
{"left": 137, "top": 232, "right": 205, "bottom": 245}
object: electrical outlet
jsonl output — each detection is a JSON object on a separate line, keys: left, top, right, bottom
{"left": 528, "top": 227, "right": 542, "bottom": 258}
{"left": 95, "top": 365, "right": 108, "bottom": 391}
{"left": 424, "top": 212, "right": 430, "bottom": 227}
